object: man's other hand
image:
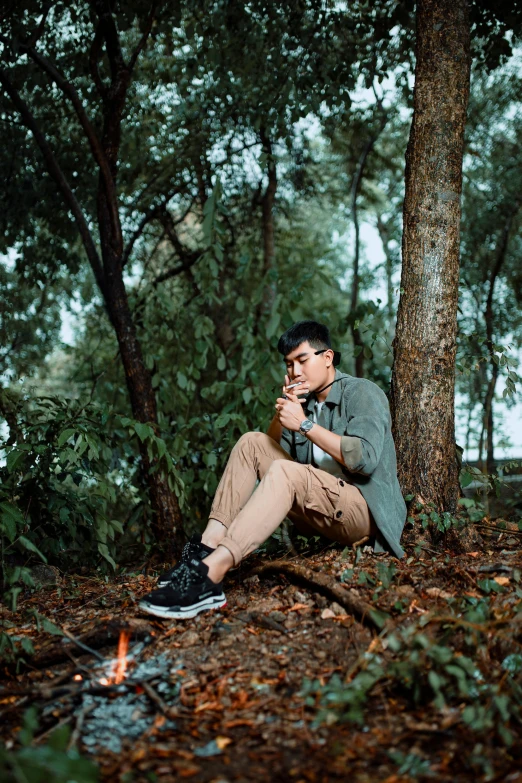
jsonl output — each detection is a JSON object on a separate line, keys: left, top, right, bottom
{"left": 282, "top": 374, "right": 309, "bottom": 403}
{"left": 276, "top": 375, "right": 310, "bottom": 431}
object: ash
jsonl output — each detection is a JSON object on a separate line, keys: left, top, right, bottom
{"left": 82, "top": 654, "right": 178, "bottom": 754}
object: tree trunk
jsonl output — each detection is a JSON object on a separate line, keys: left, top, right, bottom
{"left": 482, "top": 202, "right": 520, "bottom": 476}
{"left": 389, "top": 0, "right": 471, "bottom": 512}
{"left": 259, "top": 126, "right": 277, "bottom": 316}
{"left": 96, "top": 71, "right": 183, "bottom": 553}
{"left": 348, "top": 115, "right": 387, "bottom": 377}
{"left": 376, "top": 215, "right": 396, "bottom": 323}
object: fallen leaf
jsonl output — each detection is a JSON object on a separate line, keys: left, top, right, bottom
{"left": 426, "top": 587, "right": 453, "bottom": 599}
{"left": 289, "top": 602, "right": 310, "bottom": 612}
{"left": 468, "top": 552, "right": 480, "bottom": 558}
{"left": 494, "top": 576, "right": 510, "bottom": 586}
{"left": 215, "top": 736, "right": 232, "bottom": 750}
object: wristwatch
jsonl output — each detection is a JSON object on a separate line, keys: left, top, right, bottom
{"left": 299, "top": 419, "right": 314, "bottom": 436}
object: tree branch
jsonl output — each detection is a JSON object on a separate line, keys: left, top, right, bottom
{"left": 91, "top": 0, "right": 127, "bottom": 79}
{"left": 128, "top": 2, "right": 159, "bottom": 73}
{"left": 121, "top": 188, "right": 192, "bottom": 268}
{"left": 1, "top": 35, "right": 121, "bottom": 244}
{"left": 152, "top": 254, "right": 202, "bottom": 287}
{"left": 89, "top": 21, "right": 108, "bottom": 99}
{"left": 0, "top": 69, "right": 105, "bottom": 295}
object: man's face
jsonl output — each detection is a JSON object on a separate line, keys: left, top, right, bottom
{"left": 283, "top": 341, "right": 333, "bottom": 390}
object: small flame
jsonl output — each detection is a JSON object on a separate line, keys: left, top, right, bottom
{"left": 112, "top": 630, "right": 131, "bottom": 684}
{"left": 73, "top": 674, "right": 83, "bottom": 681}
{"left": 99, "top": 677, "right": 110, "bottom": 686}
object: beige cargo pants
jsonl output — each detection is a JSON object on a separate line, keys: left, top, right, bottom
{"left": 209, "top": 431, "right": 376, "bottom": 566}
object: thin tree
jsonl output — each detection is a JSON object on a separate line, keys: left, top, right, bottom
{"left": 0, "top": 5, "right": 184, "bottom": 549}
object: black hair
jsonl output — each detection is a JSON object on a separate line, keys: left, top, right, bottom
{"left": 277, "top": 320, "right": 331, "bottom": 358}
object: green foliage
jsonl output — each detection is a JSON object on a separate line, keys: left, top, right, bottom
{"left": 0, "top": 393, "right": 181, "bottom": 605}
{"left": 301, "top": 607, "right": 522, "bottom": 746}
{"left": 0, "top": 708, "right": 99, "bottom": 783}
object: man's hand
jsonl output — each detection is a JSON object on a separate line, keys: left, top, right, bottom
{"left": 275, "top": 374, "right": 309, "bottom": 432}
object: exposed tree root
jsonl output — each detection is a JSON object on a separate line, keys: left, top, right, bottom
{"left": 249, "top": 559, "right": 387, "bottom": 631}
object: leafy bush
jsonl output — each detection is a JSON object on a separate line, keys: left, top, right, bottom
{"left": 0, "top": 393, "right": 180, "bottom": 606}
{"left": 0, "top": 708, "right": 98, "bottom": 783}
{"left": 301, "top": 605, "right": 522, "bottom": 746}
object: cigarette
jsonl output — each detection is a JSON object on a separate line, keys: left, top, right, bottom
{"left": 286, "top": 382, "right": 303, "bottom": 390}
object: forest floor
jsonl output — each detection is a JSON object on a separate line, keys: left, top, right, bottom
{"left": 1, "top": 521, "right": 522, "bottom": 783}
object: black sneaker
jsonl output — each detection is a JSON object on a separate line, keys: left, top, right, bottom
{"left": 139, "top": 558, "right": 226, "bottom": 619}
{"left": 156, "top": 534, "right": 215, "bottom": 588}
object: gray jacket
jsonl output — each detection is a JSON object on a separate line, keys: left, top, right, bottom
{"left": 280, "top": 369, "right": 406, "bottom": 558}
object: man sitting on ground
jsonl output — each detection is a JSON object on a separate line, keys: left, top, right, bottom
{"left": 139, "top": 320, "right": 407, "bottom": 619}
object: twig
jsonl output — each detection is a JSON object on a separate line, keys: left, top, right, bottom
{"left": 67, "top": 703, "right": 95, "bottom": 750}
{"left": 473, "top": 523, "right": 522, "bottom": 537}
{"left": 142, "top": 681, "right": 171, "bottom": 716}
{"left": 61, "top": 628, "right": 105, "bottom": 662}
{"left": 352, "top": 536, "right": 369, "bottom": 551}
{"left": 33, "top": 714, "right": 73, "bottom": 744}
{"left": 236, "top": 611, "right": 287, "bottom": 634}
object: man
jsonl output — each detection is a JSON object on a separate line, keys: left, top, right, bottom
{"left": 139, "top": 320, "right": 406, "bottom": 619}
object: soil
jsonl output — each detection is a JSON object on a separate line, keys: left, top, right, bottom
{"left": 1, "top": 522, "right": 522, "bottom": 783}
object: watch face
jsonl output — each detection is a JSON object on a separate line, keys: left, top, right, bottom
{"left": 300, "top": 420, "right": 313, "bottom": 432}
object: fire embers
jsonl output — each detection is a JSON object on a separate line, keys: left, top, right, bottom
{"left": 80, "top": 651, "right": 180, "bottom": 754}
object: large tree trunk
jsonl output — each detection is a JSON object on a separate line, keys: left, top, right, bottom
{"left": 389, "top": 0, "right": 471, "bottom": 512}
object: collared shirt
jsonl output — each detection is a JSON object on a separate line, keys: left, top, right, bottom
{"left": 280, "top": 369, "right": 406, "bottom": 558}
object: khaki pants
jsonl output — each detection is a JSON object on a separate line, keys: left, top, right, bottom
{"left": 209, "top": 432, "right": 376, "bottom": 566}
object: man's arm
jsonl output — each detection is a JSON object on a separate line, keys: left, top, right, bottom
{"left": 266, "top": 413, "right": 283, "bottom": 444}
{"left": 275, "top": 382, "right": 388, "bottom": 476}
{"left": 304, "top": 424, "right": 343, "bottom": 464}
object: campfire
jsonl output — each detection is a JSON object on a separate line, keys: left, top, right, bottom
{"left": 7, "top": 625, "right": 181, "bottom": 755}
{"left": 99, "top": 630, "right": 131, "bottom": 686}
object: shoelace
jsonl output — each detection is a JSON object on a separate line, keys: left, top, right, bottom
{"left": 172, "top": 561, "right": 201, "bottom": 592}
{"left": 163, "top": 539, "right": 201, "bottom": 579}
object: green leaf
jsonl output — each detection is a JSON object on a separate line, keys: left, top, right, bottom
{"left": 57, "top": 428, "right": 77, "bottom": 447}
{"left": 134, "top": 422, "right": 153, "bottom": 442}
{"left": 460, "top": 471, "right": 474, "bottom": 488}
{"left": 265, "top": 311, "right": 281, "bottom": 339}
{"left": 177, "top": 371, "right": 188, "bottom": 390}
{"left": 37, "top": 614, "right": 64, "bottom": 636}
{"left": 0, "top": 502, "right": 24, "bottom": 542}
{"left": 18, "top": 536, "right": 47, "bottom": 563}
{"left": 6, "top": 449, "right": 27, "bottom": 473}
{"left": 98, "top": 542, "right": 116, "bottom": 569}
{"left": 155, "top": 437, "right": 167, "bottom": 459}
{"left": 243, "top": 387, "right": 253, "bottom": 405}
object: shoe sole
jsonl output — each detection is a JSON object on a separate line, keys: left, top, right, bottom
{"left": 139, "top": 594, "right": 227, "bottom": 620}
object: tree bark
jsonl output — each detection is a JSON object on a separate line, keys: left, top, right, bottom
{"left": 94, "top": 37, "right": 183, "bottom": 551}
{"left": 259, "top": 126, "right": 277, "bottom": 316}
{"left": 389, "top": 0, "right": 471, "bottom": 513}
